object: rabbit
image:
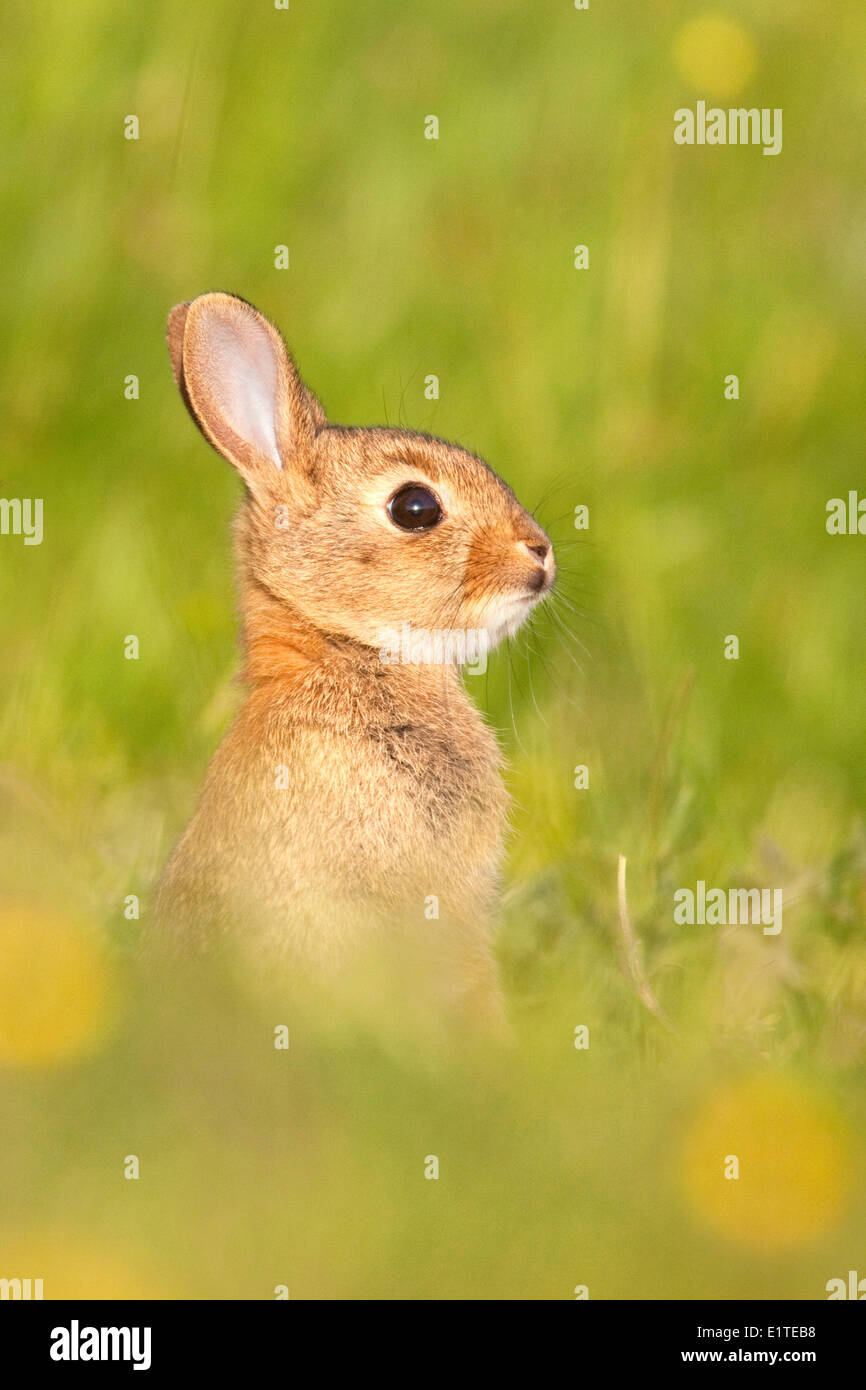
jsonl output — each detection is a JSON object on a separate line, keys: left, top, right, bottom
{"left": 152, "top": 292, "right": 554, "bottom": 1025}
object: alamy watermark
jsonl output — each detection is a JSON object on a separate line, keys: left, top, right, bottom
{"left": 826, "top": 491, "right": 866, "bottom": 535}
{"left": 674, "top": 881, "right": 783, "bottom": 935}
{"left": 674, "top": 102, "right": 782, "bottom": 157}
{"left": 0, "top": 1276, "right": 43, "bottom": 1299}
{"left": 378, "top": 623, "right": 489, "bottom": 675}
{"left": 50, "top": 1321, "right": 152, "bottom": 1371}
{"left": 0, "top": 497, "right": 43, "bottom": 545}
{"left": 826, "top": 1270, "right": 866, "bottom": 1299}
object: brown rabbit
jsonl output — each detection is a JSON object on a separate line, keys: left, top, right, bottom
{"left": 153, "top": 293, "right": 554, "bottom": 1024}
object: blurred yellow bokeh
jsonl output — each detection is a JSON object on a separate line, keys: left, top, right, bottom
{"left": 0, "top": 1233, "right": 171, "bottom": 1299}
{"left": 678, "top": 1076, "right": 852, "bottom": 1250}
{"left": 674, "top": 13, "right": 758, "bottom": 97}
{"left": 0, "top": 906, "right": 117, "bottom": 1067}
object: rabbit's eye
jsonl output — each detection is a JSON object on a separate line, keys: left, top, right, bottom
{"left": 387, "top": 484, "right": 442, "bottom": 531}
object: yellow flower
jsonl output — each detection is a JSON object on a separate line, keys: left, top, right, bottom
{"left": 0, "top": 1232, "right": 170, "bottom": 1299}
{"left": 679, "top": 1075, "right": 851, "bottom": 1250}
{"left": 0, "top": 906, "right": 118, "bottom": 1067}
{"left": 674, "top": 14, "right": 758, "bottom": 98}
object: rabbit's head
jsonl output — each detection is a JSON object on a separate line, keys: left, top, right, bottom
{"left": 168, "top": 293, "right": 554, "bottom": 654}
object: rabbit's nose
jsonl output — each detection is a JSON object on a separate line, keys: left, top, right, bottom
{"left": 524, "top": 542, "right": 551, "bottom": 563}
{"left": 519, "top": 539, "right": 554, "bottom": 591}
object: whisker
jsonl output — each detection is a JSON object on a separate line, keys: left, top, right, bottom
{"left": 544, "top": 603, "right": 588, "bottom": 674}
{"left": 505, "top": 648, "right": 529, "bottom": 758}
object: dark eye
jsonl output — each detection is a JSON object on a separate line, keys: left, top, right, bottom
{"left": 387, "top": 484, "right": 442, "bottom": 531}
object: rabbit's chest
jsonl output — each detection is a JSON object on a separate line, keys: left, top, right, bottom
{"left": 283, "top": 715, "right": 507, "bottom": 894}
{"left": 355, "top": 719, "right": 507, "bottom": 902}
{"left": 367, "top": 719, "right": 496, "bottom": 804}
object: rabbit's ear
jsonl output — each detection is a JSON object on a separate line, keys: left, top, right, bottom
{"left": 166, "top": 301, "right": 191, "bottom": 389}
{"left": 169, "top": 292, "right": 326, "bottom": 494}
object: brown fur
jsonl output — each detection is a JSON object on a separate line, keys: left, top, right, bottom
{"left": 152, "top": 293, "right": 554, "bottom": 1023}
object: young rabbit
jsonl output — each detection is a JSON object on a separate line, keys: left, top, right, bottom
{"left": 153, "top": 293, "right": 554, "bottom": 1023}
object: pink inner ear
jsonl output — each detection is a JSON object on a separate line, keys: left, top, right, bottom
{"left": 209, "top": 317, "right": 283, "bottom": 470}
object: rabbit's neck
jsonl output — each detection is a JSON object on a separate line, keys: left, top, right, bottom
{"left": 239, "top": 580, "right": 468, "bottom": 710}
{"left": 241, "top": 579, "right": 331, "bottom": 683}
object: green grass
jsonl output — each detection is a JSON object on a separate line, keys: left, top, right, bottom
{"left": 0, "top": 0, "right": 865, "bottom": 1298}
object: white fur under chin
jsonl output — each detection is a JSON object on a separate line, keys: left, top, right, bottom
{"left": 479, "top": 592, "right": 538, "bottom": 649}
